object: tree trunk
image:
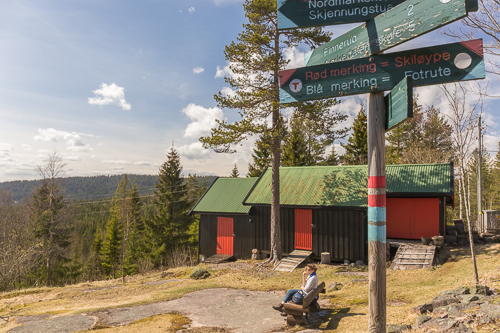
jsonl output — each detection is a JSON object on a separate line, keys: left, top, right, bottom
{"left": 269, "top": 26, "right": 282, "bottom": 264}
{"left": 461, "top": 163, "right": 479, "bottom": 285}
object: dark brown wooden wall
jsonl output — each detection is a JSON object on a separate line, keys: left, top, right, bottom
{"left": 199, "top": 215, "right": 218, "bottom": 259}
{"left": 251, "top": 206, "right": 295, "bottom": 254}
{"left": 199, "top": 214, "right": 254, "bottom": 260}
{"left": 251, "top": 206, "right": 367, "bottom": 261}
{"left": 313, "top": 208, "right": 367, "bottom": 262}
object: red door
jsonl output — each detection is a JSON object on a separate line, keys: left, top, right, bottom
{"left": 295, "top": 209, "right": 312, "bottom": 250}
{"left": 386, "top": 198, "right": 440, "bottom": 239}
{"left": 217, "top": 217, "right": 234, "bottom": 255}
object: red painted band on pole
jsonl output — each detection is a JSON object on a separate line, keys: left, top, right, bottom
{"left": 368, "top": 194, "right": 386, "bottom": 207}
{"left": 368, "top": 176, "right": 386, "bottom": 188}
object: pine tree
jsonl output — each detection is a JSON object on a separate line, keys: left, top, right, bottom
{"left": 230, "top": 164, "right": 239, "bottom": 177}
{"left": 144, "top": 146, "right": 195, "bottom": 267}
{"left": 341, "top": 105, "right": 368, "bottom": 165}
{"left": 199, "top": 0, "right": 343, "bottom": 263}
{"left": 101, "top": 175, "right": 131, "bottom": 278}
{"left": 32, "top": 152, "right": 71, "bottom": 286}
{"left": 124, "top": 182, "right": 143, "bottom": 276}
{"left": 101, "top": 213, "right": 121, "bottom": 278}
{"left": 282, "top": 113, "right": 311, "bottom": 166}
{"left": 323, "top": 145, "right": 340, "bottom": 166}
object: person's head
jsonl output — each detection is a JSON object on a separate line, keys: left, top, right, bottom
{"left": 306, "top": 263, "right": 317, "bottom": 274}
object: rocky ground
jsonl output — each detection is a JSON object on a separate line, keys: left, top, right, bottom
{"left": 388, "top": 285, "right": 500, "bottom": 332}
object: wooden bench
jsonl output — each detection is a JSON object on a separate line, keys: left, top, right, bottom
{"left": 283, "top": 281, "right": 325, "bottom": 326}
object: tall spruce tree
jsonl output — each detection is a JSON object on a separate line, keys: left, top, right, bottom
{"left": 101, "top": 175, "right": 130, "bottom": 278}
{"left": 144, "top": 146, "right": 194, "bottom": 267}
{"left": 323, "top": 145, "right": 340, "bottom": 166}
{"left": 230, "top": 164, "right": 240, "bottom": 177}
{"left": 341, "top": 105, "right": 368, "bottom": 165}
{"left": 200, "top": 0, "right": 339, "bottom": 263}
{"left": 282, "top": 113, "right": 311, "bottom": 166}
{"left": 32, "top": 152, "right": 71, "bottom": 286}
{"left": 123, "top": 181, "right": 143, "bottom": 276}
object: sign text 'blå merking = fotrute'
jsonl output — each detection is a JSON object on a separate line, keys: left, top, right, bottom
{"left": 279, "top": 40, "right": 485, "bottom": 103}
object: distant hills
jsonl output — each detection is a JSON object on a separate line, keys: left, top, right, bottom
{"left": 0, "top": 174, "right": 217, "bottom": 203}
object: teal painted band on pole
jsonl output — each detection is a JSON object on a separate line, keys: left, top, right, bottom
{"left": 368, "top": 206, "right": 386, "bottom": 222}
{"left": 368, "top": 224, "right": 386, "bottom": 243}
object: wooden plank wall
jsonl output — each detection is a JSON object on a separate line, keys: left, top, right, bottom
{"left": 233, "top": 215, "right": 254, "bottom": 259}
{"left": 313, "top": 208, "right": 367, "bottom": 262}
{"left": 252, "top": 206, "right": 295, "bottom": 254}
{"left": 199, "top": 215, "right": 218, "bottom": 259}
{"left": 200, "top": 207, "right": 368, "bottom": 262}
{"left": 199, "top": 214, "right": 254, "bottom": 260}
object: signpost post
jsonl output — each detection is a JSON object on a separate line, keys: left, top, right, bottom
{"left": 280, "top": 40, "right": 485, "bottom": 103}
{"left": 304, "top": 0, "right": 469, "bottom": 66}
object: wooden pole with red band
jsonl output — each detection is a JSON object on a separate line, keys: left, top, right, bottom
{"left": 367, "top": 91, "right": 387, "bottom": 332}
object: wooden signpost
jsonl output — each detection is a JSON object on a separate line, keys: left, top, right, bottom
{"left": 277, "top": 0, "right": 484, "bottom": 330}
{"left": 304, "top": 0, "right": 469, "bottom": 66}
{"left": 385, "top": 77, "right": 413, "bottom": 130}
{"left": 277, "top": 0, "right": 407, "bottom": 29}
{"left": 280, "top": 40, "right": 485, "bottom": 103}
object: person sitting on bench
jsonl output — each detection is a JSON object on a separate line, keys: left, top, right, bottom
{"left": 272, "top": 263, "right": 318, "bottom": 311}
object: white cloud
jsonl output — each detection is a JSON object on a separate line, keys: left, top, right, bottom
{"left": 283, "top": 47, "right": 305, "bottom": 69}
{"left": 181, "top": 103, "right": 224, "bottom": 138}
{"left": 34, "top": 128, "right": 94, "bottom": 151}
{"left": 91, "top": 154, "right": 98, "bottom": 160}
{"left": 178, "top": 142, "right": 213, "bottom": 160}
{"left": 101, "top": 159, "right": 132, "bottom": 165}
{"left": 63, "top": 155, "right": 81, "bottom": 161}
{"left": 110, "top": 167, "right": 125, "bottom": 171}
{"left": 188, "top": 6, "right": 195, "bottom": 13}
{"left": 220, "top": 86, "right": 236, "bottom": 97}
{"left": 193, "top": 67, "right": 204, "bottom": 74}
{"left": 67, "top": 145, "right": 93, "bottom": 152}
{"left": 212, "top": 0, "right": 242, "bottom": 6}
{"left": 0, "top": 143, "right": 14, "bottom": 152}
{"left": 215, "top": 65, "right": 232, "bottom": 78}
{"left": 88, "top": 83, "right": 131, "bottom": 111}
{"left": 22, "top": 144, "right": 33, "bottom": 151}
{"left": 37, "top": 149, "right": 52, "bottom": 154}
{"left": 134, "top": 161, "right": 152, "bottom": 166}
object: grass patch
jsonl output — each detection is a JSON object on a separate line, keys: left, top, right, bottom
{"left": 1, "top": 244, "right": 500, "bottom": 332}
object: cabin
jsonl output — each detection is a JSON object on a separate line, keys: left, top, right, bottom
{"left": 189, "top": 177, "right": 258, "bottom": 260}
{"left": 190, "top": 163, "right": 454, "bottom": 263}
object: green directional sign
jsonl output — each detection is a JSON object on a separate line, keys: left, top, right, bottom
{"left": 280, "top": 39, "right": 484, "bottom": 104}
{"left": 305, "top": 0, "right": 468, "bottom": 66}
{"left": 277, "top": 0, "right": 406, "bottom": 30}
{"left": 385, "top": 77, "right": 413, "bottom": 131}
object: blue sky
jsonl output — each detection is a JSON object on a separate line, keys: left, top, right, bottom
{"left": 0, "top": 0, "right": 499, "bottom": 182}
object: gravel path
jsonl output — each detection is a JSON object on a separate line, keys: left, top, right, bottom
{"left": 9, "top": 288, "right": 285, "bottom": 333}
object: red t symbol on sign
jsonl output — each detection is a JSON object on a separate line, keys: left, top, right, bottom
{"left": 289, "top": 79, "right": 302, "bottom": 93}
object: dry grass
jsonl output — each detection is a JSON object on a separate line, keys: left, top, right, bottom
{"left": 0, "top": 244, "right": 500, "bottom": 332}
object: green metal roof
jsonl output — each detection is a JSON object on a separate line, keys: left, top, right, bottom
{"left": 190, "top": 177, "right": 258, "bottom": 214}
{"left": 243, "top": 164, "right": 452, "bottom": 208}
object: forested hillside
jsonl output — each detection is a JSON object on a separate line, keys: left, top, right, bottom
{"left": 0, "top": 174, "right": 217, "bottom": 202}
